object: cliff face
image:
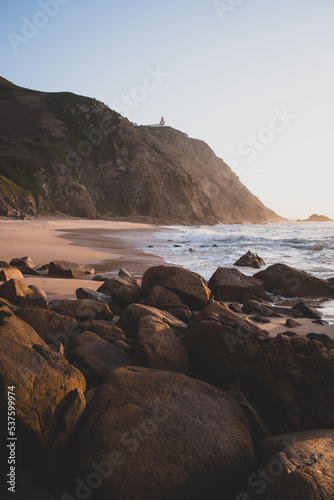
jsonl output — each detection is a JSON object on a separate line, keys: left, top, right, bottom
{"left": 0, "top": 79, "right": 282, "bottom": 223}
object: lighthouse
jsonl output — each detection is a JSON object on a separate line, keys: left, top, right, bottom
{"left": 159, "top": 116, "right": 165, "bottom": 126}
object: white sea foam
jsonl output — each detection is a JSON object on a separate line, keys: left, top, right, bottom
{"left": 139, "top": 221, "right": 334, "bottom": 321}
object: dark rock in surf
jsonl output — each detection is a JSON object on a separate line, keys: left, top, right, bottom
{"left": 234, "top": 250, "right": 265, "bottom": 269}
{"left": 291, "top": 301, "right": 322, "bottom": 319}
{"left": 209, "top": 268, "right": 266, "bottom": 302}
{"left": 254, "top": 263, "right": 334, "bottom": 298}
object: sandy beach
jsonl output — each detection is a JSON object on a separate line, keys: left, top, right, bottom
{"left": 0, "top": 218, "right": 333, "bottom": 338}
{"left": 0, "top": 219, "right": 163, "bottom": 300}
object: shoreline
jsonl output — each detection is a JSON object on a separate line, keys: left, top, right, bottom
{"left": 0, "top": 219, "right": 164, "bottom": 273}
{"left": 0, "top": 218, "right": 333, "bottom": 338}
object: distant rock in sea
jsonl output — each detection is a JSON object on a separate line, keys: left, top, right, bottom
{"left": 297, "top": 213, "right": 333, "bottom": 222}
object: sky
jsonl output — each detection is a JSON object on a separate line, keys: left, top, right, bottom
{"left": 1, "top": 0, "right": 333, "bottom": 220}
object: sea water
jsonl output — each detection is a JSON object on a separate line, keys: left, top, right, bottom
{"left": 144, "top": 221, "right": 334, "bottom": 322}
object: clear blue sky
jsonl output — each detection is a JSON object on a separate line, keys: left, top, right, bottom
{"left": 1, "top": 0, "right": 333, "bottom": 219}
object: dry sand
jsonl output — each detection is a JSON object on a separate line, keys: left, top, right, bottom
{"left": 1, "top": 218, "right": 333, "bottom": 339}
{"left": 0, "top": 219, "right": 163, "bottom": 300}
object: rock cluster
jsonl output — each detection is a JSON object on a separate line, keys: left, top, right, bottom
{"left": 0, "top": 259, "right": 333, "bottom": 499}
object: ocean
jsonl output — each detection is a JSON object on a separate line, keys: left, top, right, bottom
{"left": 144, "top": 221, "right": 334, "bottom": 322}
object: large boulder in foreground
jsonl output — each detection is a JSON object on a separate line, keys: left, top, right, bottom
{"left": 67, "top": 331, "right": 132, "bottom": 381}
{"left": 247, "top": 430, "right": 334, "bottom": 499}
{"left": 183, "top": 302, "right": 268, "bottom": 386}
{"left": 142, "top": 265, "right": 211, "bottom": 309}
{"left": 72, "top": 366, "right": 255, "bottom": 500}
{"left": 48, "top": 260, "right": 94, "bottom": 278}
{"left": 133, "top": 315, "right": 190, "bottom": 374}
{"left": 183, "top": 303, "right": 334, "bottom": 434}
{"left": 0, "top": 305, "right": 86, "bottom": 448}
{"left": 117, "top": 303, "right": 187, "bottom": 340}
{"left": 0, "top": 279, "right": 47, "bottom": 308}
{"left": 234, "top": 250, "right": 265, "bottom": 269}
{"left": 254, "top": 263, "right": 334, "bottom": 298}
{"left": 208, "top": 268, "right": 266, "bottom": 302}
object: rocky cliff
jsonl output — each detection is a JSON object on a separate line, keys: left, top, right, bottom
{"left": 0, "top": 78, "right": 283, "bottom": 223}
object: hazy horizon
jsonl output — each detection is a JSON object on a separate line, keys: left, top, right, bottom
{"left": 2, "top": 0, "right": 333, "bottom": 220}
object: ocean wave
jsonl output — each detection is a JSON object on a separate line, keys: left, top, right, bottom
{"left": 151, "top": 223, "right": 334, "bottom": 281}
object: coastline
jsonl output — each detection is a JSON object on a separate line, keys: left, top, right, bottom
{"left": 0, "top": 218, "right": 333, "bottom": 338}
{"left": 0, "top": 219, "right": 164, "bottom": 273}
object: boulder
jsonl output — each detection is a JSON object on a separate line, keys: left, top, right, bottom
{"left": 208, "top": 267, "right": 266, "bottom": 302}
{"left": 268, "top": 305, "right": 303, "bottom": 318}
{"left": 140, "top": 285, "right": 192, "bottom": 322}
{"left": 67, "top": 331, "right": 132, "bottom": 381}
{"left": 72, "top": 366, "right": 256, "bottom": 500}
{"left": 306, "top": 333, "right": 334, "bottom": 350}
{"left": 259, "top": 429, "right": 334, "bottom": 462}
{"left": 48, "top": 260, "right": 94, "bottom": 278}
{"left": 133, "top": 315, "right": 190, "bottom": 374}
{"left": 291, "top": 301, "right": 322, "bottom": 319}
{"left": 0, "top": 267, "right": 24, "bottom": 281}
{"left": 234, "top": 250, "right": 265, "bottom": 269}
{"left": 28, "top": 285, "right": 48, "bottom": 302}
{"left": 142, "top": 265, "right": 212, "bottom": 309}
{"left": 10, "top": 256, "right": 35, "bottom": 268}
{"left": 75, "top": 287, "right": 111, "bottom": 304}
{"left": 97, "top": 268, "right": 142, "bottom": 305}
{"left": 243, "top": 299, "right": 281, "bottom": 317}
{"left": 183, "top": 302, "right": 268, "bottom": 386}
{"left": 247, "top": 430, "right": 334, "bottom": 499}
{"left": 238, "top": 336, "right": 334, "bottom": 433}
{"left": 18, "top": 266, "right": 40, "bottom": 275}
{"left": 15, "top": 307, "right": 82, "bottom": 348}
{"left": 0, "top": 279, "right": 47, "bottom": 308}
{"left": 250, "top": 315, "right": 271, "bottom": 324}
{"left": 57, "top": 299, "right": 114, "bottom": 322}
{"left": 93, "top": 275, "right": 108, "bottom": 282}
{"left": 328, "top": 276, "right": 334, "bottom": 286}
{"left": 286, "top": 318, "right": 302, "bottom": 328}
{"left": 0, "top": 260, "right": 11, "bottom": 268}
{"left": 44, "top": 388, "right": 86, "bottom": 486}
{"left": 82, "top": 319, "right": 125, "bottom": 343}
{"left": 229, "top": 303, "right": 244, "bottom": 314}
{"left": 241, "top": 293, "right": 274, "bottom": 304}
{"left": 313, "top": 319, "right": 328, "bottom": 326}
{"left": 117, "top": 303, "right": 187, "bottom": 340}
{"left": 0, "top": 305, "right": 86, "bottom": 449}
{"left": 183, "top": 307, "right": 334, "bottom": 434}
{"left": 254, "top": 263, "right": 334, "bottom": 298}
{"left": 38, "top": 264, "right": 49, "bottom": 271}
